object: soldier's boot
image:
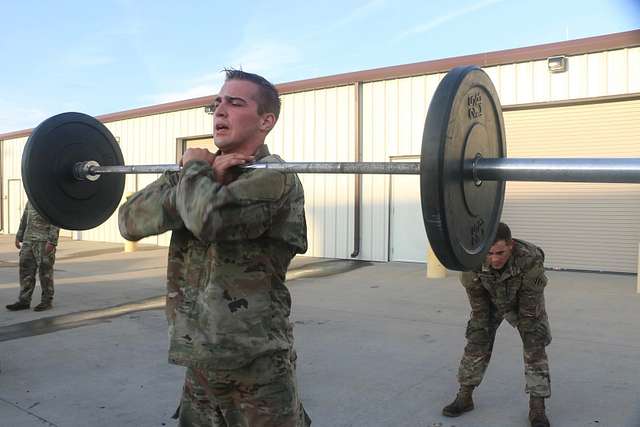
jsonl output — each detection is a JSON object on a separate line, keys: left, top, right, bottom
{"left": 442, "top": 385, "right": 475, "bottom": 417}
{"left": 529, "top": 396, "right": 550, "bottom": 427}
{"left": 6, "top": 301, "right": 30, "bottom": 311}
{"left": 33, "top": 301, "right": 52, "bottom": 312}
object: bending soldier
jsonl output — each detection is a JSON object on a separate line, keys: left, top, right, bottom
{"left": 119, "top": 69, "right": 310, "bottom": 426}
{"left": 7, "top": 201, "right": 60, "bottom": 312}
{"left": 443, "top": 222, "right": 552, "bottom": 427}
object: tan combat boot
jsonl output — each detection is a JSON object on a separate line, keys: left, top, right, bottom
{"left": 442, "top": 385, "right": 475, "bottom": 417}
{"left": 529, "top": 396, "right": 550, "bottom": 427}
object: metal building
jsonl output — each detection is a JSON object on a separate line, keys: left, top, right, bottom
{"left": 1, "top": 30, "right": 639, "bottom": 272}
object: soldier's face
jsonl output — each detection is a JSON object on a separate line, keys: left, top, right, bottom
{"left": 487, "top": 239, "right": 513, "bottom": 269}
{"left": 212, "top": 79, "right": 274, "bottom": 153}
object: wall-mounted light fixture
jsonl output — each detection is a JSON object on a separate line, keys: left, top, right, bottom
{"left": 547, "top": 55, "right": 568, "bottom": 73}
{"left": 204, "top": 105, "right": 215, "bottom": 114}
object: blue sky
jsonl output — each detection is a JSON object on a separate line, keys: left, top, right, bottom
{"left": 1, "top": 0, "right": 638, "bottom": 134}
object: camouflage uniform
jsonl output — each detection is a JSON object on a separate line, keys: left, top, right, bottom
{"left": 119, "top": 145, "right": 310, "bottom": 426}
{"left": 457, "top": 239, "right": 551, "bottom": 398}
{"left": 15, "top": 202, "right": 60, "bottom": 305}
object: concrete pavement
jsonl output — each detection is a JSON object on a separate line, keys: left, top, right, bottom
{"left": 0, "top": 235, "right": 639, "bottom": 426}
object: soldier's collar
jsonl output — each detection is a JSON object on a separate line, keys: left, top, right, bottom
{"left": 254, "top": 144, "right": 271, "bottom": 161}
{"left": 214, "top": 144, "right": 271, "bottom": 161}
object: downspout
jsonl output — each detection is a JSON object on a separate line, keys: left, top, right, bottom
{"left": 350, "top": 81, "right": 362, "bottom": 258}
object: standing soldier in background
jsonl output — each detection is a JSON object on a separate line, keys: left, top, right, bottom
{"left": 442, "top": 222, "right": 552, "bottom": 427}
{"left": 6, "top": 201, "right": 60, "bottom": 312}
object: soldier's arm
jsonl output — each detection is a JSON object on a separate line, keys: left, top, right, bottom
{"left": 47, "top": 224, "right": 60, "bottom": 245}
{"left": 118, "top": 171, "right": 184, "bottom": 241}
{"left": 518, "top": 258, "right": 547, "bottom": 328}
{"left": 460, "top": 271, "right": 492, "bottom": 325}
{"left": 16, "top": 207, "right": 27, "bottom": 242}
{"left": 176, "top": 160, "right": 286, "bottom": 242}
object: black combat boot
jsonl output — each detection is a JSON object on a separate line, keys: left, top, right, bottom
{"left": 442, "top": 385, "right": 475, "bottom": 417}
{"left": 529, "top": 396, "right": 550, "bottom": 427}
{"left": 6, "top": 301, "right": 30, "bottom": 311}
{"left": 33, "top": 301, "right": 52, "bottom": 311}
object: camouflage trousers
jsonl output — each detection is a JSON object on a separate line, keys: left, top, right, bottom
{"left": 457, "top": 314, "right": 551, "bottom": 398}
{"left": 178, "top": 350, "right": 311, "bottom": 427}
{"left": 18, "top": 241, "right": 56, "bottom": 304}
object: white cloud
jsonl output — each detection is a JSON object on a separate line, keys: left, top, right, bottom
{"left": 147, "top": 40, "right": 301, "bottom": 105}
{"left": 331, "top": 0, "right": 387, "bottom": 29}
{"left": 60, "top": 51, "right": 115, "bottom": 68}
{"left": 227, "top": 41, "right": 301, "bottom": 78}
{"left": 147, "top": 74, "right": 225, "bottom": 105}
{"left": 395, "top": 0, "right": 507, "bottom": 41}
{"left": 0, "top": 102, "right": 51, "bottom": 134}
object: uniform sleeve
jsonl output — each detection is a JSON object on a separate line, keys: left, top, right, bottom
{"left": 176, "top": 160, "right": 286, "bottom": 242}
{"left": 460, "top": 271, "right": 492, "bottom": 325}
{"left": 47, "top": 224, "right": 60, "bottom": 245}
{"left": 118, "top": 171, "right": 184, "bottom": 241}
{"left": 16, "top": 207, "right": 28, "bottom": 242}
{"left": 518, "top": 258, "right": 547, "bottom": 320}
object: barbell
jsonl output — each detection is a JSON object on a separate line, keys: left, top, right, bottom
{"left": 20, "top": 66, "right": 640, "bottom": 271}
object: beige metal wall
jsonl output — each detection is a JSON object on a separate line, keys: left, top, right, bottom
{"left": 1, "top": 136, "right": 70, "bottom": 237}
{"left": 1, "top": 109, "right": 214, "bottom": 245}
{"left": 502, "top": 99, "right": 640, "bottom": 272}
{"left": 365, "top": 47, "right": 640, "bottom": 264}
{"left": 100, "top": 109, "right": 213, "bottom": 246}
{"left": 487, "top": 47, "right": 640, "bottom": 105}
{"left": 3, "top": 47, "right": 639, "bottom": 270}
{"left": 268, "top": 85, "right": 357, "bottom": 258}
{"left": 2, "top": 86, "right": 356, "bottom": 257}
{"left": 360, "top": 74, "right": 445, "bottom": 261}
{"left": 2, "top": 136, "right": 28, "bottom": 234}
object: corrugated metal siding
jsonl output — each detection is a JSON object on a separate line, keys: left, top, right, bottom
{"left": 2, "top": 108, "right": 213, "bottom": 245}
{"left": 2, "top": 136, "right": 27, "bottom": 232}
{"left": 360, "top": 75, "right": 445, "bottom": 261}
{"left": 92, "top": 108, "right": 214, "bottom": 246}
{"left": 2, "top": 47, "right": 639, "bottom": 270}
{"left": 359, "top": 47, "right": 639, "bottom": 265}
{"left": 502, "top": 99, "right": 640, "bottom": 272}
{"left": 485, "top": 47, "right": 640, "bottom": 104}
{"left": 267, "top": 86, "right": 356, "bottom": 259}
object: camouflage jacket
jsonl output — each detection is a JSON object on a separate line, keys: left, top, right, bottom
{"left": 460, "top": 239, "right": 549, "bottom": 337}
{"left": 16, "top": 202, "right": 60, "bottom": 245}
{"left": 118, "top": 145, "right": 308, "bottom": 370}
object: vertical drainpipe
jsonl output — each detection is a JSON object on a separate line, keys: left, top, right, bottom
{"left": 350, "top": 81, "right": 362, "bottom": 258}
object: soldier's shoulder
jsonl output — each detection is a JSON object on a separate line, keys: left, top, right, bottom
{"left": 255, "top": 154, "right": 304, "bottom": 191}
{"left": 28, "top": 205, "right": 48, "bottom": 222}
{"left": 459, "top": 270, "right": 481, "bottom": 287}
{"left": 261, "top": 153, "right": 285, "bottom": 163}
{"left": 513, "top": 239, "right": 544, "bottom": 269}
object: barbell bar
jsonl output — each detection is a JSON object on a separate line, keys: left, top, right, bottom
{"left": 76, "top": 158, "right": 640, "bottom": 183}
{"left": 20, "top": 65, "right": 640, "bottom": 271}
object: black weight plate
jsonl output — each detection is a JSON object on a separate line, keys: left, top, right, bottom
{"left": 21, "top": 112, "right": 125, "bottom": 230}
{"left": 421, "top": 66, "right": 506, "bottom": 271}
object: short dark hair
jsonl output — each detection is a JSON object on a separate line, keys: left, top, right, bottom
{"left": 223, "top": 69, "right": 281, "bottom": 120}
{"left": 493, "top": 222, "right": 512, "bottom": 244}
